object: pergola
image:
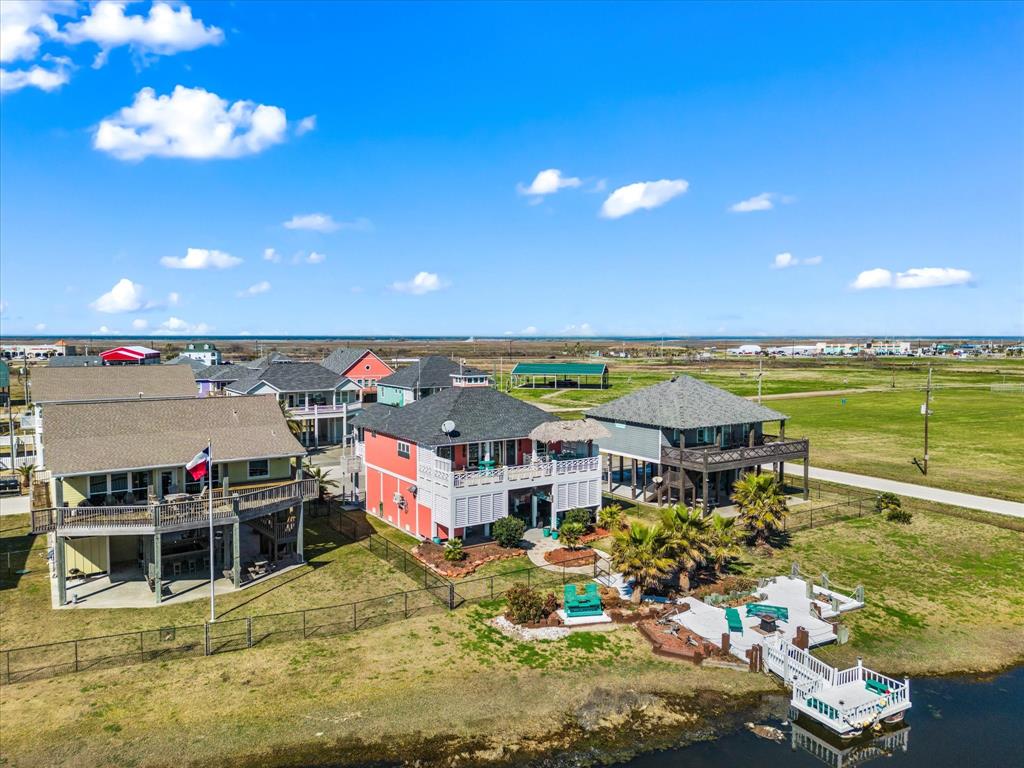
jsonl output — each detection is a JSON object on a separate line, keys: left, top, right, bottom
{"left": 510, "top": 362, "right": 609, "bottom": 389}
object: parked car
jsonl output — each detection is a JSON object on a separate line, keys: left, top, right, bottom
{"left": 0, "top": 476, "right": 21, "bottom": 494}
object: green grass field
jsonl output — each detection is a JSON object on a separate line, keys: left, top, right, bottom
{"left": 503, "top": 357, "right": 1024, "bottom": 500}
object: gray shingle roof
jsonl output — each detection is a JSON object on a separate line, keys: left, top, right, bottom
{"left": 42, "top": 395, "right": 306, "bottom": 476}
{"left": 377, "top": 356, "right": 487, "bottom": 390}
{"left": 48, "top": 355, "right": 104, "bottom": 368}
{"left": 224, "top": 362, "right": 352, "bottom": 397}
{"left": 246, "top": 351, "right": 292, "bottom": 368}
{"left": 587, "top": 375, "right": 787, "bottom": 430}
{"left": 32, "top": 365, "right": 197, "bottom": 404}
{"left": 167, "top": 355, "right": 208, "bottom": 374}
{"left": 321, "top": 347, "right": 370, "bottom": 375}
{"left": 195, "top": 363, "right": 244, "bottom": 383}
{"left": 353, "top": 386, "right": 555, "bottom": 446}
{"left": 226, "top": 361, "right": 351, "bottom": 394}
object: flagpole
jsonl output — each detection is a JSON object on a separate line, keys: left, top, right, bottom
{"left": 208, "top": 438, "right": 215, "bottom": 623}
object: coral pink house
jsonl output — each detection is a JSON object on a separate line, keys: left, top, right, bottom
{"left": 322, "top": 348, "right": 394, "bottom": 394}
{"left": 355, "top": 375, "right": 603, "bottom": 541}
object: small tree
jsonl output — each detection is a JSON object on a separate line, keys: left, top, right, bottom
{"left": 558, "top": 521, "right": 586, "bottom": 550}
{"left": 443, "top": 537, "right": 465, "bottom": 562}
{"left": 877, "top": 493, "right": 912, "bottom": 524}
{"left": 732, "top": 473, "right": 788, "bottom": 545}
{"left": 610, "top": 522, "right": 675, "bottom": 603}
{"left": 597, "top": 503, "right": 625, "bottom": 531}
{"left": 303, "top": 462, "right": 339, "bottom": 502}
{"left": 15, "top": 463, "right": 35, "bottom": 492}
{"left": 505, "top": 583, "right": 545, "bottom": 624}
{"left": 704, "top": 514, "right": 741, "bottom": 574}
{"left": 492, "top": 516, "right": 526, "bottom": 548}
{"left": 563, "top": 507, "right": 592, "bottom": 530}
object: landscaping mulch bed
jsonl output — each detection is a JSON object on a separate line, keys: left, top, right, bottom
{"left": 580, "top": 526, "right": 615, "bottom": 544}
{"left": 413, "top": 540, "right": 526, "bottom": 578}
{"left": 543, "top": 547, "right": 598, "bottom": 566}
{"left": 636, "top": 618, "right": 723, "bottom": 665}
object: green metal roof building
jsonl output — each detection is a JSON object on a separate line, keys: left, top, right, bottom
{"left": 510, "top": 362, "right": 609, "bottom": 389}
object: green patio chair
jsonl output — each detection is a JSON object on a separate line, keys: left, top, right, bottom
{"left": 725, "top": 606, "right": 744, "bottom": 634}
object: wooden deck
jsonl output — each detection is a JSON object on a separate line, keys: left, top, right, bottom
{"left": 30, "top": 479, "right": 317, "bottom": 535}
{"left": 661, "top": 437, "right": 809, "bottom": 472}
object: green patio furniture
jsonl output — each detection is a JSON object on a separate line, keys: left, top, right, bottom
{"left": 865, "top": 678, "right": 890, "bottom": 695}
{"left": 725, "top": 606, "right": 744, "bottom": 634}
{"left": 744, "top": 603, "right": 790, "bottom": 621}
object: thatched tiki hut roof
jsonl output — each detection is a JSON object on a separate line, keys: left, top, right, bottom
{"left": 529, "top": 418, "right": 610, "bottom": 444}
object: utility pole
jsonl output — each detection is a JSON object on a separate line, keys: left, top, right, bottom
{"left": 923, "top": 366, "right": 931, "bottom": 475}
{"left": 757, "top": 358, "right": 763, "bottom": 405}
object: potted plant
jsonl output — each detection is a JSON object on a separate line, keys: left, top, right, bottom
{"left": 542, "top": 526, "right": 551, "bottom": 537}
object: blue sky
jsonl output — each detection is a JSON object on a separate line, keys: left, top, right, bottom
{"left": 0, "top": 1, "right": 1021, "bottom": 338}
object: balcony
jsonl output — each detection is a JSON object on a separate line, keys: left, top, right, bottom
{"left": 661, "top": 437, "right": 809, "bottom": 472}
{"left": 286, "top": 401, "right": 361, "bottom": 419}
{"left": 31, "top": 479, "right": 318, "bottom": 535}
{"left": 445, "top": 456, "right": 602, "bottom": 489}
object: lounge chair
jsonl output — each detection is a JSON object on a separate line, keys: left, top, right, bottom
{"left": 725, "top": 606, "right": 744, "bottom": 634}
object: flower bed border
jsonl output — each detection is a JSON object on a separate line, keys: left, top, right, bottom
{"left": 412, "top": 540, "right": 526, "bottom": 578}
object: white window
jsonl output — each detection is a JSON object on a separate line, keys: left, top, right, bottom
{"left": 397, "top": 441, "right": 411, "bottom": 459}
{"left": 248, "top": 459, "right": 270, "bottom": 479}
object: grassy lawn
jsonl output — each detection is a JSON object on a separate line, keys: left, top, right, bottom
{"left": 0, "top": 514, "right": 423, "bottom": 649}
{"left": 0, "top": 599, "right": 775, "bottom": 768}
{"left": 781, "top": 387, "right": 1024, "bottom": 501}
{"left": 740, "top": 509, "right": 1024, "bottom": 676}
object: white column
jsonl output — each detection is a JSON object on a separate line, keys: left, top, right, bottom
{"left": 531, "top": 494, "right": 538, "bottom": 527}
{"left": 313, "top": 405, "right": 319, "bottom": 448}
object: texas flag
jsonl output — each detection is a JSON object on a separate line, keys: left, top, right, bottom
{"left": 186, "top": 446, "right": 211, "bottom": 481}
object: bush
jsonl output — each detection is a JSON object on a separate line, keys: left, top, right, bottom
{"left": 541, "top": 591, "right": 558, "bottom": 617}
{"left": 492, "top": 516, "right": 526, "bottom": 548}
{"left": 558, "top": 521, "right": 586, "bottom": 549}
{"left": 876, "top": 492, "right": 912, "bottom": 523}
{"left": 443, "top": 537, "right": 466, "bottom": 561}
{"left": 598, "top": 503, "right": 625, "bottom": 531}
{"left": 505, "top": 583, "right": 545, "bottom": 624}
{"left": 563, "top": 507, "right": 593, "bottom": 529}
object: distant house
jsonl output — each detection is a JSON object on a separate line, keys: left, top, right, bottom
{"left": 588, "top": 375, "right": 810, "bottom": 513}
{"left": 100, "top": 345, "right": 161, "bottom": 365}
{"left": 377, "top": 356, "right": 489, "bottom": 406}
{"left": 179, "top": 342, "right": 222, "bottom": 366}
{"left": 29, "top": 364, "right": 198, "bottom": 468}
{"left": 167, "top": 354, "right": 208, "bottom": 375}
{"left": 225, "top": 360, "right": 361, "bottom": 447}
{"left": 322, "top": 347, "right": 394, "bottom": 393}
{"left": 727, "top": 344, "right": 762, "bottom": 356}
{"left": 30, "top": 395, "right": 312, "bottom": 607}
{"left": 510, "top": 362, "right": 609, "bottom": 389}
{"left": 354, "top": 379, "right": 603, "bottom": 541}
{"left": 47, "top": 355, "right": 104, "bottom": 367}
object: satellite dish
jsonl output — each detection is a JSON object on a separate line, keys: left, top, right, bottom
{"left": 441, "top": 420, "right": 456, "bottom": 435}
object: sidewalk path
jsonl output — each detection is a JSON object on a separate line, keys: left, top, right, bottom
{"left": 0, "top": 494, "right": 29, "bottom": 517}
{"left": 806, "top": 466, "right": 1024, "bottom": 519}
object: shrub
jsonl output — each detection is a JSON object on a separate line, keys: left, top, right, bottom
{"left": 443, "top": 537, "right": 466, "bottom": 562}
{"left": 563, "top": 507, "right": 593, "bottom": 529}
{"left": 492, "top": 516, "right": 526, "bottom": 548}
{"left": 886, "top": 507, "right": 913, "bottom": 524}
{"left": 541, "top": 591, "right": 559, "bottom": 617}
{"left": 598, "top": 503, "right": 625, "bottom": 531}
{"left": 505, "top": 583, "right": 545, "bottom": 624}
{"left": 558, "top": 521, "right": 586, "bottom": 549}
{"left": 876, "top": 492, "right": 912, "bottom": 523}
{"left": 876, "top": 492, "right": 901, "bottom": 514}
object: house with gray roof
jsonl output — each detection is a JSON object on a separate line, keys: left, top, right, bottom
{"left": 48, "top": 355, "right": 104, "bottom": 368}
{"left": 167, "top": 354, "right": 208, "bottom": 375}
{"left": 376, "top": 356, "right": 488, "bottom": 406}
{"left": 353, "top": 377, "right": 603, "bottom": 542}
{"left": 588, "top": 375, "right": 809, "bottom": 513}
{"left": 225, "top": 360, "right": 361, "bottom": 447}
{"left": 31, "top": 395, "right": 314, "bottom": 608}
{"left": 322, "top": 347, "right": 393, "bottom": 394}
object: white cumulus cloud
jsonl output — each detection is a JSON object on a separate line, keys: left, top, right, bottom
{"left": 560, "top": 322, "right": 595, "bottom": 336}
{"left": 94, "top": 85, "right": 288, "bottom": 161}
{"left": 392, "top": 271, "right": 446, "bottom": 295}
{"left": 160, "top": 247, "right": 242, "bottom": 270}
{"left": 0, "top": 1, "right": 74, "bottom": 64}
{"left": 517, "top": 169, "right": 582, "bottom": 197}
{"left": 772, "top": 252, "right": 822, "bottom": 269}
{"left": 263, "top": 247, "right": 281, "bottom": 263}
{"left": 91, "top": 278, "right": 145, "bottom": 313}
{"left": 237, "top": 280, "right": 271, "bottom": 297}
{"left": 131, "top": 318, "right": 149, "bottom": 330}
{"left": 730, "top": 192, "right": 775, "bottom": 212}
{"left": 305, "top": 251, "right": 325, "bottom": 264}
{"left": 283, "top": 212, "right": 337, "bottom": 232}
{"left": 155, "top": 316, "right": 211, "bottom": 334}
{"left": 600, "top": 179, "right": 689, "bottom": 219}
{"left": 851, "top": 267, "right": 973, "bottom": 290}
{"left": 0, "top": 54, "right": 71, "bottom": 93}
{"left": 62, "top": 1, "right": 223, "bottom": 68}
{"left": 295, "top": 114, "right": 316, "bottom": 135}
{"left": 34, "top": 322, "right": 47, "bottom": 331}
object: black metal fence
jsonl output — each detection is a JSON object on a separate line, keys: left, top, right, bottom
{"left": 783, "top": 493, "right": 879, "bottom": 532}
{"left": 1, "top": 514, "right": 601, "bottom": 686}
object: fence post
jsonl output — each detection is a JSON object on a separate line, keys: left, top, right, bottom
{"left": 302, "top": 610, "right": 307, "bottom": 639}
{"left": 527, "top": 567, "right": 531, "bottom": 588}
{"left": 490, "top": 576, "right": 494, "bottom": 601}
{"left": 74, "top": 640, "right": 79, "bottom": 673}
{"left": 404, "top": 591, "right": 409, "bottom": 619}
{"left": 447, "top": 583, "right": 455, "bottom": 610}
{"left": 352, "top": 602, "right": 357, "bottom": 631}
{"left": 247, "top": 617, "right": 253, "bottom": 647}
{"left": 139, "top": 631, "right": 144, "bottom": 661}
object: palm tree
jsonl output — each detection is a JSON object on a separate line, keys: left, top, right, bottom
{"left": 659, "top": 504, "right": 709, "bottom": 589}
{"left": 731, "top": 472, "right": 788, "bottom": 545}
{"left": 610, "top": 522, "right": 675, "bottom": 603}
{"left": 303, "top": 462, "right": 339, "bottom": 502}
{"left": 704, "top": 514, "right": 741, "bottom": 574}
{"left": 15, "top": 463, "right": 35, "bottom": 492}
{"left": 278, "top": 398, "right": 305, "bottom": 439}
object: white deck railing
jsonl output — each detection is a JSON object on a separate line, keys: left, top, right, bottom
{"left": 286, "top": 402, "right": 360, "bottom": 418}
{"left": 450, "top": 456, "right": 600, "bottom": 489}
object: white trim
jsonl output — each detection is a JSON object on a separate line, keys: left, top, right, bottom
{"left": 246, "top": 459, "right": 271, "bottom": 480}
{"left": 597, "top": 447, "right": 660, "bottom": 463}
{"left": 55, "top": 453, "right": 304, "bottom": 479}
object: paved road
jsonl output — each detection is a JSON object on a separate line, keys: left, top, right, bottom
{"left": 806, "top": 466, "right": 1024, "bottom": 519}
